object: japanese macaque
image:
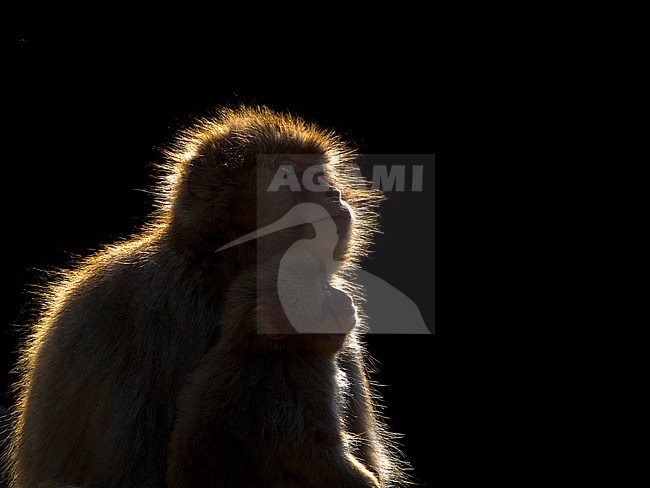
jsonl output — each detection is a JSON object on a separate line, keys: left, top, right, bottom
{"left": 4, "top": 107, "right": 408, "bottom": 487}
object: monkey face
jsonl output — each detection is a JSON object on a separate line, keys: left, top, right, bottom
{"left": 169, "top": 108, "right": 381, "bottom": 281}
{"left": 254, "top": 155, "right": 353, "bottom": 265}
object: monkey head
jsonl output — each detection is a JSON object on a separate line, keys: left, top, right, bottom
{"left": 160, "top": 107, "right": 381, "bottom": 275}
{"left": 255, "top": 153, "right": 354, "bottom": 264}
{"left": 156, "top": 107, "right": 382, "bottom": 349}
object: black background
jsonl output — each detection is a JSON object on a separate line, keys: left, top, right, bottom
{"left": 2, "top": 24, "right": 438, "bottom": 486}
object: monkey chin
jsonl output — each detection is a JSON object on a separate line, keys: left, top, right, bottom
{"left": 298, "top": 287, "right": 357, "bottom": 355}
